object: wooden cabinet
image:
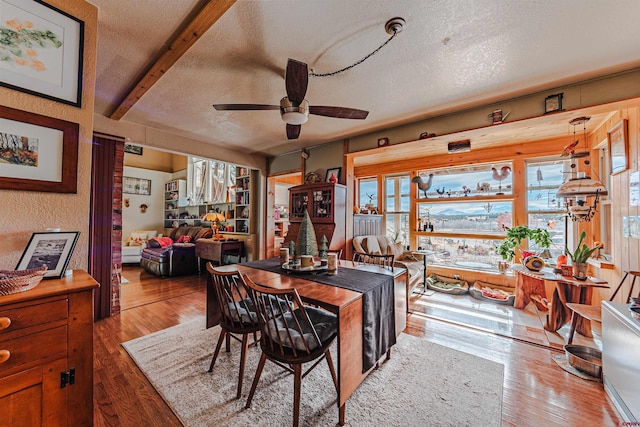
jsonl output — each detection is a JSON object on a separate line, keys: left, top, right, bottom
{"left": 285, "top": 182, "right": 346, "bottom": 257}
{"left": 0, "top": 271, "right": 98, "bottom": 426}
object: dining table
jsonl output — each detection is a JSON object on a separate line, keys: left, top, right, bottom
{"left": 209, "top": 258, "right": 408, "bottom": 426}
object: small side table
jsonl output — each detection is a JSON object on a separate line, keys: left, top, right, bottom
{"left": 196, "top": 239, "right": 244, "bottom": 271}
{"left": 411, "top": 250, "right": 434, "bottom": 293}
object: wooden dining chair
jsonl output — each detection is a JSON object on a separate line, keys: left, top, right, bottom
{"left": 242, "top": 275, "right": 338, "bottom": 427}
{"left": 353, "top": 252, "right": 394, "bottom": 270}
{"left": 566, "top": 270, "right": 640, "bottom": 344}
{"left": 206, "top": 263, "right": 261, "bottom": 399}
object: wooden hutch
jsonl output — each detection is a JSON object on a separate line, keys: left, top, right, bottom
{"left": 284, "top": 182, "right": 346, "bottom": 257}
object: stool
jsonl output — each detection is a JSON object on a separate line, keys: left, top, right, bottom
{"left": 566, "top": 270, "right": 640, "bottom": 344}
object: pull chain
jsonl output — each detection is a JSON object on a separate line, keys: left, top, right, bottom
{"left": 310, "top": 18, "right": 404, "bottom": 77}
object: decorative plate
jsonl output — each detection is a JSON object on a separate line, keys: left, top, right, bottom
{"left": 281, "top": 261, "right": 327, "bottom": 274}
{"left": 304, "top": 172, "right": 320, "bottom": 184}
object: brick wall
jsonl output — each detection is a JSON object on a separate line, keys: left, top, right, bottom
{"left": 110, "top": 141, "right": 124, "bottom": 315}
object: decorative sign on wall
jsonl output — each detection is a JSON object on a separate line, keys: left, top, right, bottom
{"left": 623, "top": 216, "right": 640, "bottom": 239}
{"left": 630, "top": 171, "right": 639, "bottom": 207}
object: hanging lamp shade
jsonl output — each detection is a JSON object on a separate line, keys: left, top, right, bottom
{"left": 556, "top": 172, "right": 608, "bottom": 198}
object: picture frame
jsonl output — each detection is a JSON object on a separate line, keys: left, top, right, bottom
{"left": 0, "top": 0, "right": 84, "bottom": 107}
{"left": 326, "top": 167, "right": 341, "bottom": 183}
{"left": 544, "top": 93, "right": 563, "bottom": 114}
{"left": 124, "top": 143, "right": 143, "bottom": 155}
{"left": 123, "top": 176, "right": 151, "bottom": 195}
{"left": 608, "top": 119, "right": 628, "bottom": 175}
{"left": 16, "top": 231, "right": 80, "bottom": 279}
{"left": 0, "top": 105, "right": 79, "bottom": 193}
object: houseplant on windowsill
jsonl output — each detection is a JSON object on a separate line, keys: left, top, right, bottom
{"left": 497, "top": 225, "right": 552, "bottom": 264}
{"left": 566, "top": 230, "right": 599, "bottom": 280}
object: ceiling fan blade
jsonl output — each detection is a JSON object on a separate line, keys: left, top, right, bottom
{"left": 213, "top": 104, "right": 279, "bottom": 111}
{"left": 286, "top": 124, "right": 301, "bottom": 140}
{"left": 285, "top": 59, "right": 308, "bottom": 104}
{"left": 309, "top": 105, "right": 369, "bottom": 120}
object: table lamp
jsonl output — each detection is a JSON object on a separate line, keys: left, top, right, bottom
{"left": 204, "top": 212, "right": 226, "bottom": 238}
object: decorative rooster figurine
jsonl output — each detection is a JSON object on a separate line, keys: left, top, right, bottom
{"left": 561, "top": 140, "right": 579, "bottom": 157}
{"left": 492, "top": 166, "right": 511, "bottom": 194}
{"left": 411, "top": 174, "right": 434, "bottom": 198}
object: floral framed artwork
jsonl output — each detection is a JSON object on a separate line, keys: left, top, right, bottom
{"left": 0, "top": 0, "right": 84, "bottom": 107}
{"left": 608, "top": 119, "right": 628, "bottom": 175}
{"left": 16, "top": 231, "right": 80, "bottom": 279}
{"left": 0, "top": 105, "right": 79, "bottom": 193}
{"left": 326, "top": 167, "right": 341, "bottom": 183}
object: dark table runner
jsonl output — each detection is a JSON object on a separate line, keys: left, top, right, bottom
{"left": 242, "top": 258, "right": 396, "bottom": 372}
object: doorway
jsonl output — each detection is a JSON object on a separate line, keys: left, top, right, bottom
{"left": 266, "top": 172, "right": 302, "bottom": 257}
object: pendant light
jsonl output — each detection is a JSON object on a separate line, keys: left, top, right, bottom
{"left": 556, "top": 117, "right": 607, "bottom": 222}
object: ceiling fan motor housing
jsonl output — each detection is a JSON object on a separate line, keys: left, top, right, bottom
{"left": 280, "top": 97, "right": 309, "bottom": 125}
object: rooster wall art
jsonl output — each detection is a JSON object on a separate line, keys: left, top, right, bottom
{"left": 492, "top": 166, "right": 511, "bottom": 194}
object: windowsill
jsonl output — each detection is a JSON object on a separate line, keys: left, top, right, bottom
{"left": 587, "top": 258, "right": 615, "bottom": 270}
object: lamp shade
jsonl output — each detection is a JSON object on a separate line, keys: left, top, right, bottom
{"left": 203, "top": 212, "right": 225, "bottom": 223}
{"left": 556, "top": 175, "right": 607, "bottom": 198}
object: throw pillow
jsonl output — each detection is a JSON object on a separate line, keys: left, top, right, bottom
{"left": 362, "top": 236, "right": 382, "bottom": 255}
{"left": 387, "top": 241, "right": 405, "bottom": 258}
{"left": 177, "top": 235, "right": 192, "bottom": 243}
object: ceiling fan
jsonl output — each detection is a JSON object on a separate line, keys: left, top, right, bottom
{"left": 213, "top": 58, "right": 369, "bottom": 140}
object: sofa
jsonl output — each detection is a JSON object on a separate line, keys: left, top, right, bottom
{"left": 140, "top": 226, "right": 213, "bottom": 277}
{"left": 352, "top": 235, "right": 425, "bottom": 312}
{"left": 122, "top": 230, "right": 159, "bottom": 264}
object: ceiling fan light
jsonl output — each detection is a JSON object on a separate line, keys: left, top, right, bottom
{"left": 280, "top": 97, "right": 309, "bottom": 125}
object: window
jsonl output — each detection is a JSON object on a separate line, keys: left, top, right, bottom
{"left": 415, "top": 163, "right": 513, "bottom": 271}
{"left": 384, "top": 175, "right": 410, "bottom": 246}
{"left": 526, "top": 159, "right": 571, "bottom": 259}
{"left": 358, "top": 177, "right": 378, "bottom": 212}
{"left": 187, "top": 157, "right": 235, "bottom": 205}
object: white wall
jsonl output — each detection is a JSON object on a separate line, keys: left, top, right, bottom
{"left": 122, "top": 166, "right": 170, "bottom": 239}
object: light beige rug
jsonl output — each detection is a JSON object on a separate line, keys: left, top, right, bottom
{"left": 123, "top": 317, "right": 503, "bottom": 426}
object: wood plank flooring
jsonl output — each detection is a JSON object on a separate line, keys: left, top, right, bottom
{"left": 93, "top": 266, "right": 622, "bottom": 426}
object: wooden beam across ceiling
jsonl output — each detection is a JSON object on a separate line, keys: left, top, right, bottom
{"left": 109, "top": 0, "right": 236, "bottom": 121}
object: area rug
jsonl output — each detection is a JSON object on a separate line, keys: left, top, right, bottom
{"left": 123, "top": 317, "right": 504, "bottom": 426}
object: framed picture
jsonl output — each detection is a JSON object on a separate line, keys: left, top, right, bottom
{"left": 0, "top": 105, "right": 79, "bottom": 193}
{"left": 608, "top": 119, "right": 628, "bottom": 175}
{"left": 123, "top": 176, "right": 151, "bottom": 195}
{"left": 124, "top": 143, "right": 143, "bottom": 155}
{"left": 16, "top": 231, "right": 80, "bottom": 279}
{"left": 544, "top": 93, "right": 563, "bottom": 114}
{"left": 326, "top": 167, "right": 341, "bottom": 183}
{"left": 631, "top": 171, "right": 640, "bottom": 207}
{"left": 0, "top": 0, "right": 84, "bottom": 107}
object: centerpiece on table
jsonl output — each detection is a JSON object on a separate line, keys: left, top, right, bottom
{"left": 497, "top": 225, "right": 552, "bottom": 272}
{"left": 565, "top": 230, "right": 600, "bottom": 280}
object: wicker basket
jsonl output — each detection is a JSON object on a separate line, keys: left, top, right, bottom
{"left": 0, "top": 266, "right": 48, "bottom": 296}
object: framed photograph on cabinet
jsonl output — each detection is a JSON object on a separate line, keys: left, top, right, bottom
{"left": 0, "top": 105, "right": 79, "bottom": 193}
{"left": 326, "top": 167, "right": 341, "bottom": 183}
{"left": 16, "top": 231, "right": 80, "bottom": 279}
{"left": 0, "top": 0, "right": 84, "bottom": 107}
{"left": 608, "top": 119, "right": 628, "bottom": 175}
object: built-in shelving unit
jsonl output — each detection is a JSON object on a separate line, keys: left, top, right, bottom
{"left": 235, "top": 167, "right": 251, "bottom": 234}
{"left": 164, "top": 179, "right": 186, "bottom": 229}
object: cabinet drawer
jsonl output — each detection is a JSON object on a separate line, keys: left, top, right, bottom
{"left": 0, "top": 299, "right": 68, "bottom": 336}
{"left": 0, "top": 326, "right": 67, "bottom": 373}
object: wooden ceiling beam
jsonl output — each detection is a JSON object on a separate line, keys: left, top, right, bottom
{"left": 109, "top": 0, "right": 236, "bottom": 121}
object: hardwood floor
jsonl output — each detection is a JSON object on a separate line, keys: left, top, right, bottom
{"left": 93, "top": 266, "right": 622, "bottom": 426}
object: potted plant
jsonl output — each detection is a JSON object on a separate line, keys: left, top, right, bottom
{"left": 497, "top": 225, "right": 552, "bottom": 263}
{"left": 565, "top": 230, "right": 599, "bottom": 280}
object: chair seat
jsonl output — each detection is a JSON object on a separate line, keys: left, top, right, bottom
{"left": 566, "top": 303, "right": 602, "bottom": 323}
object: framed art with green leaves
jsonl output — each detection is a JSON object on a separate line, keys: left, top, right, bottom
{"left": 0, "top": 0, "right": 84, "bottom": 107}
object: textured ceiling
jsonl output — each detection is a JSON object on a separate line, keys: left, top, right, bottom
{"left": 89, "top": 0, "right": 640, "bottom": 157}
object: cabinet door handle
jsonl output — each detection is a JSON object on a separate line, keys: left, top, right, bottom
{"left": 0, "top": 349, "right": 10, "bottom": 364}
{"left": 0, "top": 317, "right": 10, "bottom": 331}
